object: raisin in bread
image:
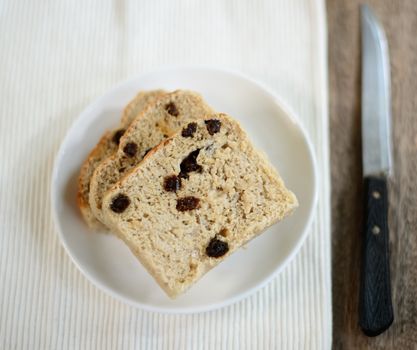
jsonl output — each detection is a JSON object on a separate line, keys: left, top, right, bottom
{"left": 102, "top": 114, "right": 298, "bottom": 298}
{"left": 89, "top": 90, "right": 214, "bottom": 227}
{"left": 77, "top": 90, "right": 165, "bottom": 228}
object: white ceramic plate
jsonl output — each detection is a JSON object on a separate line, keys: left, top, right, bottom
{"left": 51, "top": 67, "right": 317, "bottom": 313}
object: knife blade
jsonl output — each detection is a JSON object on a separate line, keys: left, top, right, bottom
{"left": 359, "top": 4, "right": 394, "bottom": 337}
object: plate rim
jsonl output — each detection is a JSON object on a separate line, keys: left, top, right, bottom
{"left": 51, "top": 65, "right": 318, "bottom": 314}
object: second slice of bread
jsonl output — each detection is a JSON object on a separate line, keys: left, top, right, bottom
{"left": 77, "top": 90, "right": 165, "bottom": 228}
{"left": 89, "top": 90, "right": 214, "bottom": 227}
{"left": 102, "top": 114, "right": 298, "bottom": 297}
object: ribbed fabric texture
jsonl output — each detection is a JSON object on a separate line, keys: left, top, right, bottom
{"left": 0, "top": 1, "right": 330, "bottom": 349}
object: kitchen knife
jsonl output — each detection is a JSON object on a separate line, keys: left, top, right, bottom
{"left": 359, "top": 4, "right": 394, "bottom": 337}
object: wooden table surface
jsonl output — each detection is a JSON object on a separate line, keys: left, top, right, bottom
{"left": 328, "top": 0, "right": 417, "bottom": 348}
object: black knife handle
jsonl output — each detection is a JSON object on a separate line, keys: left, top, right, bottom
{"left": 359, "top": 175, "right": 394, "bottom": 336}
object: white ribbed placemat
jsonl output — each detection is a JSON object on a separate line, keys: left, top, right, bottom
{"left": 0, "top": 1, "right": 330, "bottom": 349}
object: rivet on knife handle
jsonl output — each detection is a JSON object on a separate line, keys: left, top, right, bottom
{"left": 359, "top": 176, "right": 394, "bottom": 336}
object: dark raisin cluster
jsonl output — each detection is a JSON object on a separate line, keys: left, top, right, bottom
{"left": 165, "top": 102, "right": 179, "bottom": 116}
{"left": 123, "top": 142, "right": 138, "bottom": 157}
{"left": 206, "top": 237, "right": 229, "bottom": 258}
{"left": 112, "top": 129, "right": 126, "bottom": 145}
{"left": 110, "top": 194, "right": 131, "bottom": 213}
{"left": 205, "top": 119, "right": 221, "bottom": 135}
{"left": 163, "top": 175, "right": 181, "bottom": 192}
{"left": 179, "top": 149, "right": 202, "bottom": 179}
{"left": 176, "top": 196, "right": 200, "bottom": 211}
{"left": 181, "top": 122, "right": 197, "bottom": 138}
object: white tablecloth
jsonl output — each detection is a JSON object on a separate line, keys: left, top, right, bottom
{"left": 0, "top": 1, "right": 331, "bottom": 348}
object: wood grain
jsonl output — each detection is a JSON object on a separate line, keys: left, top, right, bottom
{"left": 328, "top": 0, "right": 417, "bottom": 348}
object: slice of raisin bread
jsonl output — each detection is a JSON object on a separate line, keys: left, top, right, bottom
{"left": 102, "top": 114, "right": 298, "bottom": 298}
{"left": 89, "top": 90, "right": 214, "bottom": 228}
{"left": 77, "top": 90, "right": 165, "bottom": 228}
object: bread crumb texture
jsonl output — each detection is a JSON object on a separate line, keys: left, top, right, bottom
{"left": 102, "top": 114, "right": 298, "bottom": 297}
